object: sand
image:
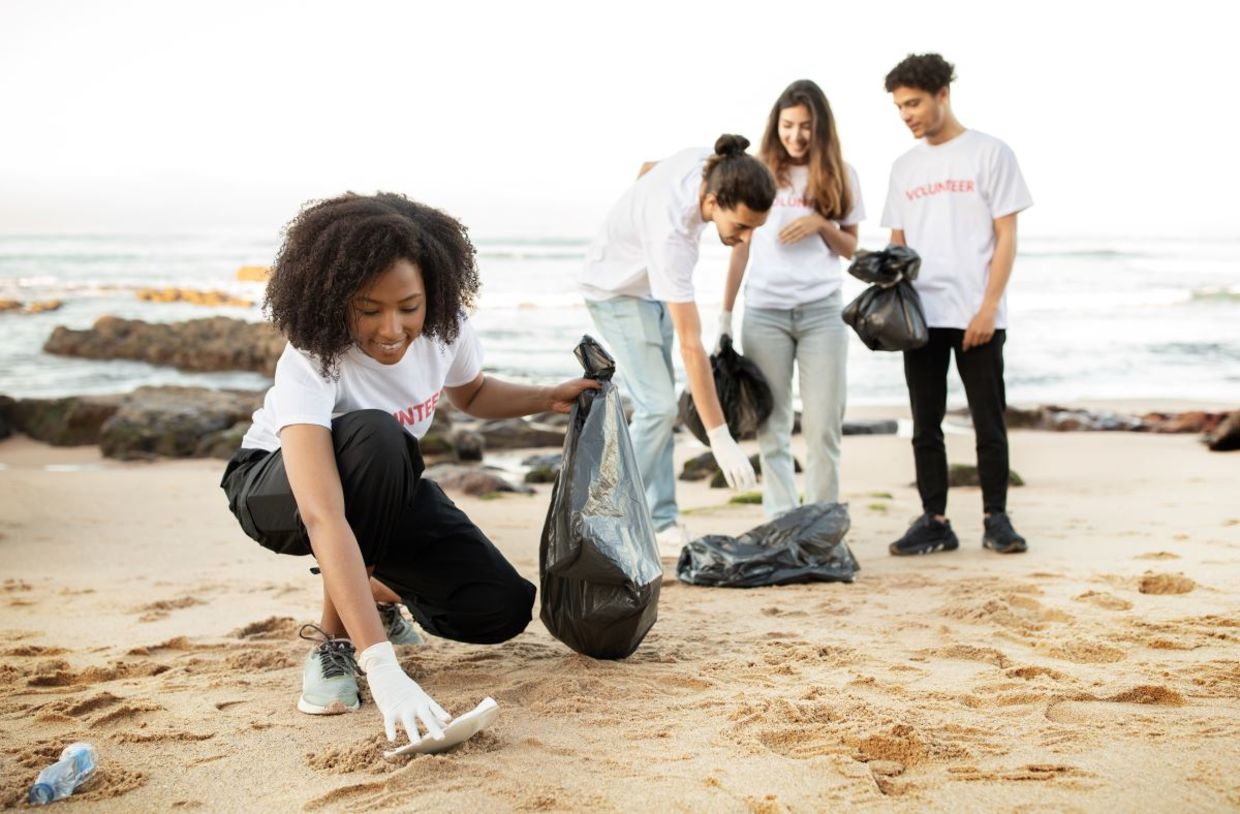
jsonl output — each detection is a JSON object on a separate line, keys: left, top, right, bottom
{"left": 1, "top": 406, "right": 1238, "bottom": 812}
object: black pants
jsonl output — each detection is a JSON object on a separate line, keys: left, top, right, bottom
{"left": 903, "top": 328, "right": 1009, "bottom": 516}
{"left": 220, "top": 410, "right": 535, "bottom": 645}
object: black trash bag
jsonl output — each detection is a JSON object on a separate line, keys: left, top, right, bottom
{"left": 679, "top": 334, "right": 774, "bottom": 445}
{"left": 538, "top": 335, "right": 662, "bottom": 659}
{"left": 676, "top": 502, "right": 858, "bottom": 588}
{"left": 842, "top": 245, "right": 929, "bottom": 352}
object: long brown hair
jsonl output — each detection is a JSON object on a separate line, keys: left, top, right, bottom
{"left": 758, "top": 80, "right": 851, "bottom": 220}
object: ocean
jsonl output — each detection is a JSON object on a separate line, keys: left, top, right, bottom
{"left": 2, "top": 233, "right": 1238, "bottom": 407}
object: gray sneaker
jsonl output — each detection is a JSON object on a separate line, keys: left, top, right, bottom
{"left": 296, "top": 624, "right": 360, "bottom": 715}
{"left": 378, "top": 602, "right": 424, "bottom": 646}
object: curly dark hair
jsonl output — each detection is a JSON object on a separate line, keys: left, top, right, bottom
{"left": 884, "top": 53, "right": 956, "bottom": 94}
{"left": 265, "top": 192, "right": 480, "bottom": 377}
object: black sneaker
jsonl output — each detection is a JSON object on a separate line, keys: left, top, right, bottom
{"left": 982, "top": 512, "right": 1028, "bottom": 554}
{"left": 888, "top": 514, "right": 959, "bottom": 556}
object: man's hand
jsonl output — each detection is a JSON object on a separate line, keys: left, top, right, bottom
{"left": 962, "top": 304, "right": 998, "bottom": 351}
{"left": 706, "top": 424, "right": 756, "bottom": 491}
{"left": 715, "top": 311, "right": 733, "bottom": 353}
{"left": 545, "top": 378, "right": 602, "bottom": 414}
{"left": 779, "top": 214, "right": 828, "bottom": 245}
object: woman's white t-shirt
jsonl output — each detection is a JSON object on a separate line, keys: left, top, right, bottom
{"left": 743, "top": 163, "right": 865, "bottom": 310}
{"left": 579, "top": 148, "right": 710, "bottom": 304}
{"left": 241, "top": 317, "right": 484, "bottom": 452}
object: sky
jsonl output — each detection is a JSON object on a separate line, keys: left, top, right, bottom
{"left": 0, "top": 0, "right": 1235, "bottom": 239}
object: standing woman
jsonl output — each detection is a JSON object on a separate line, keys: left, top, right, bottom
{"left": 720, "top": 80, "right": 865, "bottom": 517}
{"left": 220, "top": 193, "right": 598, "bottom": 746}
{"left": 580, "top": 135, "right": 775, "bottom": 556}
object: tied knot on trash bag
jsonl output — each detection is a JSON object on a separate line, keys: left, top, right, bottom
{"left": 677, "top": 502, "right": 859, "bottom": 588}
{"left": 538, "top": 335, "right": 662, "bottom": 660}
{"left": 679, "top": 334, "right": 774, "bottom": 446}
{"left": 842, "top": 245, "right": 930, "bottom": 352}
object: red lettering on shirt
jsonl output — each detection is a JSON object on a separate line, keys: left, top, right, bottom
{"left": 904, "top": 179, "right": 976, "bottom": 201}
{"left": 394, "top": 391, "right": 442, "bottom": 427}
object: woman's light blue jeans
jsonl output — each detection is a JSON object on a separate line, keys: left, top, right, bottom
{"left": 584, "top": 296, "right": 679, "bottom": 531}
{"left": 741, "top": 292, "right": 848, "bottom": 517}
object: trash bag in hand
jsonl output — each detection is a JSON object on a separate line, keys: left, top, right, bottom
{"left": 676, "top": 502, "right": 858, "bottom": 588}
{"left": 842, "top": 245, "right": 929, "bottom": 352}
{"left": 679, "top": 334, "right": 774, "bottom": 445}
{"left": 539, "top": 335, "right": 662, "bottom": 659}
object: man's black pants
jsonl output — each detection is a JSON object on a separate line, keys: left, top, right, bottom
{"left": 220, "top": 410, "right": 535, "bottom": 644}
{"left": 903, "top": 328, "right": 1009, "bottom": 517}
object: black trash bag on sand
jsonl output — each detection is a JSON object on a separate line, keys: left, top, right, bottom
{"left": 676, "top": 502, "right": 858, "bottom": 588}
{"left": 843, "top": 245, "right": 929, "bottom": 352}
{"left": 679, "top": 334, "right": 774, "bottom": 445}
{"left": 539, "top": 336, "right": 662, "bottom": 659}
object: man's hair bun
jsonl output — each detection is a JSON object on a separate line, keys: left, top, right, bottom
{"left": 714, "top": 134, "right": 750, "bottom": 157}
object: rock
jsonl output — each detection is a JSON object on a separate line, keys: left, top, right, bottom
{"left": 0, "top": 403, "right": 10, "bottom": 440}
{"left": 0, "top": 299, "right": 21, "bottom": 312}
{"left": 99, "top": 386, "right": 264, "bottom": 460}
{"left": 947, "top": 464, "right": 1024, "bottom": 488}
{"left": 44, "top": 315, "right": 286, "bottom": 375}
{"left": 680, "top": 451, "right": 717, "bottom": 482}
{"left": 476, "top": 418, "right": 566, "bottom": 450}
{"left": 236, "top": 265, "right": 271, "bottom": 282}
{"left": 0, "top": 299, "right": 63, "bottom": 314}
{"left": 521, "top": 452, "right": 563, "bottom": 469}
{"left": 530, "top": 411, "right": 571, "bottom": 428}
{"left": 1, "top": 394, "right": 124, "bottom": 446}
{"left": 450, "top": 429, "right": 484, "bottom": 461}
{"left": 1205, "top": 410, "right": 1240, "bottom": 452}
{"left": 136, "top": 287, "right": 253, "bottom": 308}
{"left": 1143, "top": 410, "right": 1229, "bottom": 435}
{"left": 524, "top": 466, "right": 558, "bottom": 484}
{"left": 423, "top": 463, "right": 533, "bottom": 496}
{"left": 842, "top": 419, "right": 898, "bottom": 435}
{"left": 195, "top": 421, "right": 252, "bottom": 460}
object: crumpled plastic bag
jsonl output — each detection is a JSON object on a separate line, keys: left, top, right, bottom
{"left": 538, "top": 336, "right": 662, "bottom": 659}
{"left": 843, "top": 245, "right": 929, "bottom": 352}
{"left": 679, "top": 334, "right": 774, "bottom": 445}
{"left": 676, "top": 502, "right": 858, "bottom": 588}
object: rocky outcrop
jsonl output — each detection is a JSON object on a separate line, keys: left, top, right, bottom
{"left": 0, "top": 393, "right": 124, "bottom": 446}
{"left": 44, "top": 315, "right": 285, "bottom": 375}
{"left": 1, "top": 299, "right": 64, "bottom": 314}
{"left": 475, "top": 418, "right": 567, "bottom": 450}
{"left": 947, "top": 464, "right": 1024, "bottom": 488}
{"left": 236, "top": 265, "right": 271, "bottom": 282}
{"left": 422, "top": 463, "right": 534, "bottom": 496}
{"left": 997, "top": 405, "right": 1231, "bottom": 434}
{"left": 98, "top": 387, "right": 263, "bottom": 460}
{"left": 136, "top": 288, "right": 253, "bottom": 307}
{"left": 1204, "top": 410, "right": 1240, "bottom": 452}
{"left": 843, "top": 419, "right": 898, "bottom": 435}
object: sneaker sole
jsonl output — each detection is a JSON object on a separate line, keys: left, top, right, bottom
{"left": 982, "top": 537, "right": 1028, "bottom": 554}
{"left": 297, "top": 696, "right": 360, "bottom": 715}
{"left": 888, "top": 538, "right": 959, "bottom": 556}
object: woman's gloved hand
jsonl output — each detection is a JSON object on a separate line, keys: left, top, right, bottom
{"left": 359, "top": 641, "right": 451, "bottom": 744}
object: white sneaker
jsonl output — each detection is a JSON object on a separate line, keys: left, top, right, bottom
{"left": 655, "top": 523, "right": 689, "bottom": 561}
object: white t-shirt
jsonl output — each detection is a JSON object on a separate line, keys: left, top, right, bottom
{"left": 579, "top": 147, "right": 710, "bottom": 304}
{"left": 744, "top": 163, "right": 865, "bottom": 309}
{"left": 241, "top": 317, "right": 484, "bottom": 451}
{"left": 880, "top": 130, "right": 1032, "bottom": 329}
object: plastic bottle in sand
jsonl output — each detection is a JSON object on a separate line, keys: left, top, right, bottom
{"left": 28, "top": 742, "right": 97, "bottom": 805}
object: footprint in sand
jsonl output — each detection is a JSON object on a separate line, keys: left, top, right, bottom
{"left": 1073, "top": 591, "right": 1134, "bottom": 611}
{"left": 1135, "top": 551, "right": 1181, "bottom": 561}
{"left": 1044, "top": 685, "right": 1186, "bottom": 724}
{"left": 134, "top": 596, "right": 204, "bottom": 622}
{"left": 1137, "top": 572, "right": 1196, "bottom": 595}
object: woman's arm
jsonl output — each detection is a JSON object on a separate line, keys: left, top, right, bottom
{"left": 779, "top": 216, "right": 859, "bottom": 258}
{"left": 279, "top": 423, "right": 386, "bottom": 651}
{"left": 445, "top": 374, "right": 600, "bottom": 419}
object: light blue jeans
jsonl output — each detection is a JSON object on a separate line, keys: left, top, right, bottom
{"left": 585, "top": 296, "right": 679, "bottom": 531}
{"left": 741, "top": 291, "right": 848, "bottom": 517}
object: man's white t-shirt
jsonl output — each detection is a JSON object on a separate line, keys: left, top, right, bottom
{"left": 744, "top": 163, "right": 865, "bottom": 310}
{"left": 241, "top": 317, "right": 484, "bottom": 451}
{"left": 579, "top": 148, "right": 710, "bottom": 304}
{"left": 880, "top": 130, "right": 1032, "bottom": 330}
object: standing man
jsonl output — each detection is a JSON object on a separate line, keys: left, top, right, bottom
{"left": 880, "top": 53, "right": 1033, "bottom": 556}
{"left": 580, "top": 135, "right": 774, "bottom": 557}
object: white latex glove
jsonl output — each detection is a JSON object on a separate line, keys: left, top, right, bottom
{"left": 359, "top": 641, "right": 450, "bottom": 744}
{"left": 714, "top": 311, "right": 733, "bottom": 353}
{"left": 707, "top": 424, "right": 756, "bottom": 491}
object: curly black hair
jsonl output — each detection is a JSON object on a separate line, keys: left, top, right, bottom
{"left": 884, "top": 53, "right": 956, "bottom": 94}
{"left": 265, "top": 192, "right": 479, "bottom": 377}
